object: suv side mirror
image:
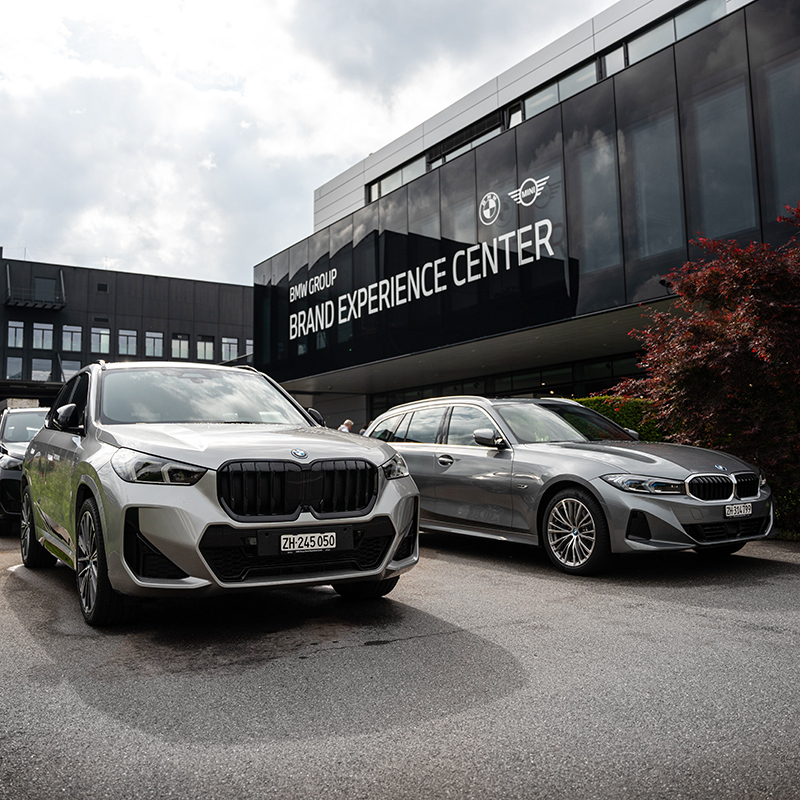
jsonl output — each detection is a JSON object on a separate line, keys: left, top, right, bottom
{"left": 52, "top": 404, "right": 82, "bottom": 433}
{"left": 307, "top": 408, "right": 326, "bottom": 427}
{"left": 624, "top": 428, "right": 640, "bottom": 440}
{"left": 473, "top": 428, "right": 508, "bottom": 449}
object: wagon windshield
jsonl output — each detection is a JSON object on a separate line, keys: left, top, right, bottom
{"left": 99, "top": 368, "right": 309, "bottom": 426}
{"left": 495, "top": 403, "right": 587, "bottom": 444}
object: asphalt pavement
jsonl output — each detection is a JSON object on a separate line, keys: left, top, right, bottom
{"left": 1, "top": 528, "right": 798, "bottom": 800}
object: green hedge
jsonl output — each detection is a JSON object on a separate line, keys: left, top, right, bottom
{"left": 574, "top": 396, "right": 665, "bottom": 442}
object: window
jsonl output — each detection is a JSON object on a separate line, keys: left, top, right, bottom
{"left": 31, "top": 358, "right": 52, "bottom": 382}
{"left": 524, "top": 84, "right": 558, "bottom": 119}
{"left": 118, "top": 329, "right": 137, "bottom": 356}
{"left": 8, "top": 322, "right": 23, "bottom": 349}
{"left": 171, "top": 334, "right": 189, "bottom": 359}
{"left": 197, "top": 335, "right": 214, "bottom": 361}
{"left": 32, "top": 323, "right": 53, "bottom": 350}
{"left": 62, "top": 325, "right": 82, "bottom": 352}
{"left": 446, "top": 406, "right": 496, "bottom": 446}
{"left": 61, "top": 360, "right": 82, "bottom": 381}
{"left": 221, "top": 337, "right": 238, "bottom": 361}
{"left": 145, "top": 331, "right": 163, "bottom": 358}
{"left": 558, "top": 62, "right": 598, "bottom": 100}
{"left": 97, "top": 282, "right": 108, "bottom": 293}
{"left": 91, "top": 327, "right": 110, "bottom": 354}
{"left": 370, "top": 415, "right": 402, "bottom": 442}
{"left": 245, "top": 339, "right": 253, "bottom": 355}
{"left": 628, "top": 20, "right": 676, "bottom": 65}
{"left": 34, "top": 277, "right": 56, "bottom": 304}
{"left": 6, "top": 357, "right": 22, "bottom": 380}
{"left": 404, "top": 408, "right": 445, "bottom": 444}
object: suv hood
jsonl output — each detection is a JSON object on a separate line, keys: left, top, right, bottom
{"left": 96, "top": 423, "right": 394, "bottom": 470}
{"left": 517, "top": 440, "right": 757, "bottom": 477}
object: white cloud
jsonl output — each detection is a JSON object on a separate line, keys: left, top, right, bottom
{"left": 0, "top": 0, "right": 617, "bottom": 284}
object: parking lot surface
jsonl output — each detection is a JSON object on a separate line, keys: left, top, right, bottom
{"left": 1, "top": 530, "right": 798, "bottom": 799}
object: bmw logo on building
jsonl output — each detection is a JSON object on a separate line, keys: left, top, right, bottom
{"left": 479, "top": 192, "right": 501, "bottom": 225}
{"left": 291, "top": 449, "right": 308, "bottom": 460}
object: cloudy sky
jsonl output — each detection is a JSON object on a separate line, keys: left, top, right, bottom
{"left": 1, "top": 0, "right": 616, "bottom": 286}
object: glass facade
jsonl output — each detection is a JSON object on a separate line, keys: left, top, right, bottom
{"left": 255, "top": 0, "right": 799, "bottom": 386}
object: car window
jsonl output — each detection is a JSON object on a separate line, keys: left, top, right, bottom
{"left": 370, "top": 415, "right": 401, "bottom": 442}
{"left": 404, "top": 407, "right": 445, "bottom": 444}
{"left": 99, "top": 368, "right": 309, "bottom": 425}
{"left": 540, "top": 404, "right": 634, "bottom": 441}
{"left": 446, "top": 406, "right": 497, "bottom": 446}
{"left": 1, "top": 411, "right": 47, "bottom": 443}
{"left": 391, "top": 413, "right": 413, "bottom": 443}
{"left": 496, "top": 403, "right": 586, "bottom": 443}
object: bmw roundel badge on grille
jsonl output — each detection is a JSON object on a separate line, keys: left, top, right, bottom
{"left": 291, "top": 449, "right": 308, "bottom": 459}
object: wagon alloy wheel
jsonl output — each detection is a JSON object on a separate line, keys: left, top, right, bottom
{"left": 543, "top": 488, "right": 612, "bottom": 576}
{"left": 75, "top": 497, "right": 127, "bottom": 626}
{"left": 20, "top": 486, "right": 55, "bottom": 568}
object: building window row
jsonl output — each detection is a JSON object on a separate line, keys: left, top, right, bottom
{"left": 366, "top": 0, "right": 725, "bottom": 201}
{"left": 6, "top": 321, "right": 251, "bottom": 364}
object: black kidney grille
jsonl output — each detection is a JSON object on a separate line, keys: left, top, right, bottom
{"left": 734, "top": 472, "right": 759, "bottom": 499}
{"left": 217, "top": 460, "right": 378, "bottom": 520}
{"left": 687, "top": 474, "right": 734, "bottom": 501}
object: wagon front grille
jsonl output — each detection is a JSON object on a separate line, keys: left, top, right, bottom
{"left": 217, "top": 459, "right": 378, "bottom": 521}
{"left": 686, "top": 472, "right": 761, "bottom": 502}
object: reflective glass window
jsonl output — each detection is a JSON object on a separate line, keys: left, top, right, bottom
{"left": 62, "top": 325, "right": 82, "bottom": 352}
{"left": 676, "top": 12, "right": 759, "bottom": 243}
{"left": 197, "top": 335, "right": 214, "bottom": 361}
{"left": 440, "top": 152, "right": 476, "bottom": 245}
{"left": 32, "top": 323, "right": 53, "bottom": 350}
{"left": 524, "top": 84, "right": 558, "bottom": 119}
{"left": 118, "top": 329, "right": 137, "bottom": 356}
{"left": 402, "top": 157, "right": 426, "bottom": 184}
{"left": 91, "top": 327, "right": 110, "bottom": 354}
{"left": 380, "top": 170, "right": 402, "bottom": 196}
{"left": 616, "top": 48, "right": 687, "bottom": 302}
{"left": 221, "top": 337, "right": 238, "bottom": 361}
{"left": 446, "top": 406, "right": 496, "bottom": 446}
{"left": 8, "top": 321, "right": 23, "bottom": 349}
{"left": 34, "top": 277, "right": 56, "bottom": 304}
{"left": 404, "top": 407, "right": 445, "bottom": 444}
{"left": 6, "top": 357, "right": 22, "bottom": 380}
{"left": 31, "top": 358, "right": 52, "bottom": 381}
{"left": 171, "top": 333, "right": 189, "bottom": 360}
{"left": 558, "top": 62, "right": 597, "bottom": 100}
{"left": 748, "top": 0, "right": 800, "bottom": 244}
{"left": 145, "top": 331, "right": 163, "bottom": 358}
{"left": 408, "top": 171, "right": 441, "bottom": 239}
{"left": 604, "top": 47, "right": 626, "bottom": 77}
{"left": 628, "top": 20, "right": 675, "bottom": 64}
{"left": 675, "top": 0, "right": 725, "bottom": 39}
{"left": 563, "top": 80, "right": 625, "bottom": 314}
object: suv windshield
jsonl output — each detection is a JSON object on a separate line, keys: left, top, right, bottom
{"left": 99, "top": 368, "right": 309, "bottom": 426}
{"left": 495, "top": 403, "right": 587, "bottom": 444}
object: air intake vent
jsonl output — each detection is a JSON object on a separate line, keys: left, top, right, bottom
{"left": 687, "top": 474, "right": 733, "bottom": 501}
{"left": 217, "top": 459, "right": 378, "bottom": 521}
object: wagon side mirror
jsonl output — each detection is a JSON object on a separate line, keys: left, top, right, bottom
{"left": 473, "top": 428, "right": 508, "bottom": 449}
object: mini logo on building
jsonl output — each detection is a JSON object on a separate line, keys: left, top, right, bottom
{"left": 291, "top": 449, "right": 308, "bottom": 460}
{"left": 509, "top": 176, "right": 550, "bottom": 207}
{"left": 479, "top": 192, "right": 502, "bottom": 226}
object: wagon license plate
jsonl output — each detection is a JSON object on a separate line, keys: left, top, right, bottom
{"left": 280, "top": 532, "right": 337, "bottom": 552}
{"left": 725, "top": 503, "right": 752, "bottom": 518}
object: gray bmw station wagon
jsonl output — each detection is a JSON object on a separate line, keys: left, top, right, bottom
{"left": 366, "top": 396, "right": 772, "bottom": 575}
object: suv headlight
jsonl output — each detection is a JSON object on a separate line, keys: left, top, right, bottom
{"left": 381, "top": 453, "right": 409, "bottom": 480}
{"left": 602, "top": 474, "right": 685, "bottom": 495}
{"left": 0, "top": 454, "right": 23, "bottom": 471}
{"left": 111, "top": 448, "right": 206, "bottom": 485}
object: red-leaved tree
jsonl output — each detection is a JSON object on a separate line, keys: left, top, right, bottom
{"left": 612, "top": 205, "right": 800, "bottom": 529}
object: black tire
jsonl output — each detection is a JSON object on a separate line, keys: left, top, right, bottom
{"left": 75, "top": 496, "right": 127, "bottom": 626}
{"left": 332, "top": 576, "right": 400, "bottom": 600}
{"left": 542, "top": 488, "right": 612, "bottom": 576}
{"left": 694, "top": 542, "right": 746, "bottom": 557}
{"left": 20, "top": 485, "right": 56, "bottom": 568}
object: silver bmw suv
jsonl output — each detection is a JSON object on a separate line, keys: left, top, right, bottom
{"left": 21, "top": 362, "right": 419, "bottom": 625}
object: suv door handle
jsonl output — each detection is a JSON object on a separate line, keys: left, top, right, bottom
{"left": 437, "top": 455, "right": 454, "bottom": 467}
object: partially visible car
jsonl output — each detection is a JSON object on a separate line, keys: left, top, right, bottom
{"left": 365, "top": 396, "right": 772, "bottom": 575}
{"left": 0, "top": 407, "right": 48, "bottom": 530}
{"left": 21, "top": 362, "right": 419, "bottom": 625}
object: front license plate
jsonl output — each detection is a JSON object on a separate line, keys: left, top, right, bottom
{"left": 725, "top": 503, "right": 752, "bottom": 518}
{"left": 280, "top": 532, "right": 336, "bottom": 552}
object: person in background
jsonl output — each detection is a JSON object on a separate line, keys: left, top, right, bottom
{"left": 337, "top": 419, "right": 354, "bottom": 433}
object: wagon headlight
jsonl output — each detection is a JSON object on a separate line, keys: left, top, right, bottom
{"left": 111, "top": 448, "right": 206, "bottom": 485}
{"left": 0, "top": 454, "right": 23, "bottom": 471}
{"left": 382, "top": 453, "right": 409, "bottom": 480}
{"left": 602, "top": 474, "right": 685, "bottom": 495}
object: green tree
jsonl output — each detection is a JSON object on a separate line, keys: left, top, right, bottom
{"left": 612, "top": 206, "right": 800, "bottom": 531}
